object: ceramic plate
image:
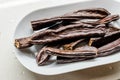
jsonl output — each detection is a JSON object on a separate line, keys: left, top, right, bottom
{"left": 14, "top": 0, "right": 120, "bottom": 75}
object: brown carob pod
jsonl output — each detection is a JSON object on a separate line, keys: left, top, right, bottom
{"left": 15, "top": 24, "right": 105, "bottom": 49}
{"left": 98, "top": 38, "right": 120, "bottom": 57}
{"left": 89, "top": 25, "right": 120, "bottom": 46}
{"left": 89, "top": 26, "right": 120, "bottom": 47}
{"left": 30, "top": 28, "right": 105, "bottom": 44}
{"left": 45, "top": 46, "right": 98, "bottom": 58}
{"left": 36, "top": 46, "right": 51, "bottom": 66}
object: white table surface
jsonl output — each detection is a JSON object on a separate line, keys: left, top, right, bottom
{"left": 0, "top": 0, "right": 120, "bottom": 80}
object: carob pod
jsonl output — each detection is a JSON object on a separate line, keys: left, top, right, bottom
{"left": 31, "top": 8, "right": 110, "bottom": 31}
{"left": 45, "top": 46, "right": 98, "bottom": 58}
{"left": 36, "top": 46, "right": 51, "bottom": 66}
{"left": 89, "top": 25, "right": 120, "bottom": 46}
{"left": 36, "top": 44, "right": 61, "bottom": 66}
{"left": 15, "top": 24, "right": 105, "bottom": 49}
{"left": 98, "top": 37, "right": 120, "bottom": 57}
{"left": 30, "top": 25, "right": 105, "bottom": 44}
{"left": 89, "top": 26, "right": 120, "bottom": 48}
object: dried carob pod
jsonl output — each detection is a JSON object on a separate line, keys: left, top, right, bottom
{"left": 36, "top": 43, "right": 63, "bottom": 66}
{"left": 98, "top": 38, "right": 120, "bottom": 57}
{"left": 30, "top": 25, "right": 105, "bottom": 44}
{"left": 31, "top": 8, "right": 110, "bottom": 31}
{"left": 89, "top": 26, "right": 120, "bottom": 47}
{"left": 36, "top": 46, "right": 51, "bottom": 66}
{"left": 15, "top": 24, "right": 105, "bottom": 49}
{"left": 45, "top": 46, "right": 98, "bottom": 58}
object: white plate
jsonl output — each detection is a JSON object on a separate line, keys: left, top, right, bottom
{"left": 14, "top": 0, "right": 120, "bottom": 75}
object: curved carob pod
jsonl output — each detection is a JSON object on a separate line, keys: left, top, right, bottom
{"left": 31, "top": 8, "right": 110, "bottom": 31}
{"left": 98, "top": 38, "right": 120, "bottom": 57}
{"left": 36, "top": 46, "right": 51, "bottom": 66}
{"left": 36, "top": 44, "right": 62, "bottom": 66}
{"left": 45, "top": 46, "right": 98, "bottom": 58}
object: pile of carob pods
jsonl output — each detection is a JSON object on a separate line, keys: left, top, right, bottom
{"left": 14, "top": 8, "right": 120, "bottom": 66}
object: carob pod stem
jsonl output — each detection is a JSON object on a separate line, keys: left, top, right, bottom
{"left": 14, "top": 37, "right": 32, "bottom": 49}
{"left": 63, "top": 39, "right": 85, "bottom": 50}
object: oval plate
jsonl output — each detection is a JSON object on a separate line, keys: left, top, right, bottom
{"left": 14, "top": 0, "right": 120, "bottom": 75}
